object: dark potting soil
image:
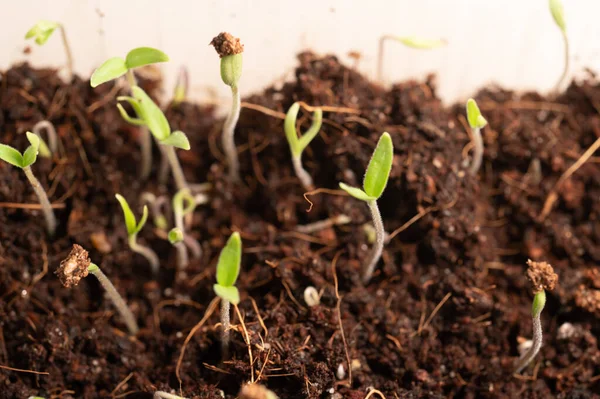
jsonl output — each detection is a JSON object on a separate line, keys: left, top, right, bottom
{"left": 0, "top": 53, "right": 599, "bottom": 398}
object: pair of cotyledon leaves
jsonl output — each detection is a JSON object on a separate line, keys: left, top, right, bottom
{"left": 115, "top": 194, "right": 149, "bottom": 237}
{"left": 284, "top": 102, "right": 323, "bottom": 158}
{"left": 214, "top": 232, "right": 242, "bottom": 305}
{"left": 25, "top": 20, "right": 60, "bottom": 45}
{"left": 0, "top": 132, "right": 41, "bottom": 169}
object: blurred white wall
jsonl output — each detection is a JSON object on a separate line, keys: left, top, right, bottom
{"left": 2, "top": 0, "right": 600, "bottom": 105}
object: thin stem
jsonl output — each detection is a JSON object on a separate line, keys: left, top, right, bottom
{"left": 515, "top": 291, "right": 545, "bottom": 374}
{"left": 88, "top": 263, "right": 139, "bottom": 335}
{"left": 469, "top": 127, "right": 483, "bottom": 175}
{"left": 377, "top": 35, "right": 391, "bottom": 83}
{"left": 292, "top": 155, "right": 314, "bottom": 191}
{"left": 22, "top": 166, "right": 56, "bottom": 236}
{"left": 164, "top": 145, "right": 188, "bottom": 191}
{"left": 175, "top": 242, "right": 189, "bottom": 270}
{"left": 183, "top": 235, "right": 202, "bottom": 259}
{"left": 158, "top": 144, "right": 171, "bottom": 186}
{"left": 223, "top": 85, "right": 241, "bottom": 182}
{"left": 221, "top": 298, "right": 231, "bottom": 359}
{"left": 362, "top": 200, "right": 385, "bottom": 284}
{"left": 59, "top": 24, "right": 73, "bottom": 82}
{"left": 553, "top": 31, "right": 570, "bottom": 95}
{"left": 154, "top": 392, "right": 188, "bottom": 399}
{"left": 126, "top": 69, "right": 137, "bottom": 89}
{"left": 139, "top": 127, "right": 152, "bottom": 180}
{"left": 296, "top": 214, "right": 351, "bottom": 234}
{"left": 32, "top": 120, "right": 58, "bottom": 155}
{"left": 128, "top": 234, "right": 160, "bottom": 275}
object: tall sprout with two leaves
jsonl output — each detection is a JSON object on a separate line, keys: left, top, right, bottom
{"left": 377, "top": 35, "right": 446, "bottom": 83}
{"left": 339, "top": 132, "right": 393, "bottom": 284}
{"left": 549, "top": 0, "right": 568, "bottom": 93}
{"left": 91, "top": 47, "right": 169, "bottom": 180}
{"left": 25, "top": 20, "right": 73, "bottom": 81}
{"left": 115, "top": 194, "right": 160, "bottom": 274}
{"left": 168, "top": 188, "right": 201, "bottom": 270}
{"left": 466, "top": 98, "right": 488, "bottom": 175}
{"left": 284, "top": 102, "right": 323, "bottom": 191}
{"left": 0, "top": 132, "right": 56, "bottom": 235}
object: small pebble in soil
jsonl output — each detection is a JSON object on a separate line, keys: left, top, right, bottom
{"left": 557, "top": 322, "right": 577, "bottom": 340}
{"left": 336, "top": 363, "right": 346, "bottom": 380}
{"left": 304, "top": 286, "right": 320, "bottom": 307}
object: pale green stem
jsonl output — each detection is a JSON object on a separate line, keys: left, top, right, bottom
{"left": 23, "top": 166, "right": 56, "bottom": 236}
{"left": 88, "top": 263, "right": 139, "bottom": 335}
{"left": 515, "top": 291, "right": 546, "bottom": 374}
{"left": 469, "top": 127, "right": 483, "bottom": 175}
{"left": 223, "top": 85, "right": 241, "bottom": 182}
{"left": 295, "top": 214, "right": 351, "bottom": 234}
{"left": 221, "top": 298, "right": 231, "bottom": 359}
{"left": 125, "top": 69, "right": 152, "bottom": 180}
{"left": 377, "top": 35, "right": 391, "bottom": 83}
{"left": 33, "top": 120, "right": 58, "bottom": 155}
{"left": 154, "top": 392, "right": 188, "bottom": 399}
{"left": 128, "top": 234, "right": 159, "bottom": 274}
{"left": 59, "top": 24, "right": 73, "bottom": 82}
{"left": 292, "top": 154, "right": 314, "bottom": 191}
{"left": 158, "top": 144, "right": 170, "bottom": 186}
{"left": 554, "top": 31, "right": 570, "bottom": 94}
{"left": 164, "top": 145, "right": 188, "bottom": 191}
{"left": 362, "top": 200, "right": 384, "bottom": 284}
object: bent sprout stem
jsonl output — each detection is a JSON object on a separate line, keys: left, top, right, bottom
{"left": 58, "top": 24, "right": 73, "bottom": 81}
{"left": 164, "top": 145, "right": 188, "bottom": 191}
{"left": 128, "top": 234, "right": 159, "bottom": 274}
{"left": 223, "top": 85, "right": 241, "bottom": 182}
{"left": 23, "top": 165, "right": 57, "bottom": 236}
{"left": 362, "top": 200, "right": 384, "bottom": 284}
{"left": 515, "top": 290, "right": 546, "bottom": 374}
{"left": 32, "top": 120, "right": 58, "bottom": 156}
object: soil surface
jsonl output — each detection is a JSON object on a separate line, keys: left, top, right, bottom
{"left": 1, "top": 54, "right": 599, "bottom": 399}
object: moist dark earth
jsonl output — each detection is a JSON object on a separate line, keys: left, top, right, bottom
{"left": 1, "top": 53, "right": 600, "bottom": 398}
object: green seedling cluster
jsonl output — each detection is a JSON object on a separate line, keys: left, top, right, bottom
{"left": 465, "top": 98, "right": 488, "bottom": 175}
{"left": 284, "top": 102, "right": 323, "bottom": 190}
{"left": 25, "top": 20, "right": 73, "bottom": 81}
{"left": 339, "top": 132, "right": 393, "bottom": 284}
{"left": 549, "top": 0, "right": 569, "bottom": 93}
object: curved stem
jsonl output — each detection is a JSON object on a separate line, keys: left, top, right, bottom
{"left": 223, "top": 86, "right": 241, "bottom": 182}
{"left": 88, "top": 263, "right": 139, "bottom": 335}
{"left": 292, "top": 155, "right": 314, "bottom": 191}
{"left": 128, "top": 234, "right": 160, "bottom": 275}
{"left": 514, "top": 311, "right": 543, "bottom": 373}
{"left": 221, "top": 298, "right": 231, "bottom": 359}
{"left": 59, "top": 25, "right": 73, "bottom": 82}
{"left": 469, "top": 127, "right": 483, "bottom": 175}
{"left": 553, "top": 31, "right": 570, "bottom": 95}
{"left": 23, "top": 166, "right": 56, "bottom": 236}
{"left": 362, "top": 200, "right": 384, "bottom": 284}
{"left": 164, "top": 145, "right": 188, "bottom": 191}
{"left": 33, "top": 120, "right": 58, "bottom": 155}
{"left": 183, "top": 235, "right": 202, "bottom": 259}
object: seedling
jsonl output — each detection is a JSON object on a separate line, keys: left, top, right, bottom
{"left": 284, "top": 102, "right": 323, "bottom": 190}
{"left": 514, "top": 260, "right": 558, "bottom": 374}
{"left": 213, "top": 232, "right": 242, "bottom": 358}
{"left": 117, "top": 86, "right": 190, "bottom": 190}
{"left": 168, "top": 188, "right": 200, "bottom": 270}
{"left": 549, "top": 0, "right": 569, "bottom": 93}
{"left": 25, "top": 20, "right": 73, "bottom": 81}
{"left": 32, "top": 120, "right": 57, "bottom": 158}
{"left": 115, "top": 194, "right": 160, "bottom": 274}
{"left": 56, "top": 244, "right": 139, "bottom": 335}
{"left": 140, "top": 192, "right": 169, "bottom": 231}
{"left": 339, "top": 132, "right": 393, "bottom": 284}
{"left": 465, "top": 98, "right": 488, "bottom": 175}
{"left": 377, "top": 35, "right": 446, "bottom": 83}
{"left": 0, "top": 132, "right": 56, "bottom": 235}
{"left": 172, "top": 66, "right": 189, "bottom": 106}
{"left": 210, "top": 32, "right": 244, "bottom": 182}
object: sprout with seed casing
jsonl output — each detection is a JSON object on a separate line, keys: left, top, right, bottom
{"left": 284, "top": 102, "right": 323, "bottom": 191}
{"left": 465, "top": 98, "right": 488, "bottom": 175}
{"left": 0, "top": 132, "right": 56, "bottom": 236}
{"left": 377, "top": 35, "right": 446, "bottom": 83}
{"left": 115, "top": 194, "right": 160, "bottom": 274}
{"left": 168, "top": 188, "right": 201, "bottom": 270}
{"left": 549, "top": 0, "right": 569, "bottom": 94}
{"left": 32, "top": 120, "right": 58, "bottom": 158}
{"left": 25, "top": 20, "right": 73, "bottom": 81}
{"left": 339, "top": 132, "right": 393, "bottom": 284}
{"left": 210, "top": 32, "right": 243, "bottom": 182}
{"left": 55, "top": 245, "right": 139, "bottom": 335}
{"left": 213, "top": 232, "right": 242, "bottom": 358}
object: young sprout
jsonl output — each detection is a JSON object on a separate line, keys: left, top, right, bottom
{"left": 0, "top": 132, "right": 56, "bottom": 235}
{"left": 284, "top": 102, "right": 323, "bottom": 191}
{"left": 514, "top": 260, "right": 558, "bottom": 374}
{"left": 117, "top": 86, "right": 190, "bottom": 190}
{"left": 210, "top": 32, "right": 244, "bottom": 182}
{"left": 549, "top": 0, "right": 569, "bottom": 93}
{"left": 25, "top": 20, "right": 73, "bottom": 81}
{"left": 32, "top": 120, "right": 58, "bottom": 158}
{"left": 295, "top": 214, "right": 351, "bottom": 234}
{"left": 168, "top": 188, "right": 200, "bottom": 270}
{"left": 339, "top": 132, "right": 393, "bottom": 284}
{"left": 140, "top": 192, "right": 170, "bottom": 231}
{"left": 377, "top": 35, "right": 446, "bottom": 83}
{"left": 115, "top": 194, "right": 160, "bottom": 274}
{"left": 465, "top": 98, "right": 488, "bottom": 175}
{"left": 213, "top": 232, "right": 242, "bottom": 358}
{"left": 56, "top": 244, "right": 139, "bottom": 335}
{"left": 172, "top": 66, "right": 189, "bottom": 106}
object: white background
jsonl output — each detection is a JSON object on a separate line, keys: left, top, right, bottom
{"left": 3, "top": 0, "right": 600, "bottom": 105}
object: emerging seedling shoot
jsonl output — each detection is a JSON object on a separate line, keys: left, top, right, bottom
{"left": 32, "top": 120, "right": 58, "bottom": 158}
{"left": 115, "top": 194, "right": 160, "bottom": 274}
{"left": 514, "top": 260, "right": 558, "bottom": 374}
{"left": 25, "top": 20, "right": 74, "bottom": 81}
{"left": 213, "top": 232, "right": 242, "bottom": 358}
{"left": 284, "top": 102, "right": 323, "bottom": 191}
{"left": 0, "top": 132, "right": 56, "bottom": 235}
{"left": 56, "top": 245, "right": 139, "bottom": 335}
{"left": 549, "top": 0, "right": 569, "bottom": 93}
{"left": 377, "top": 35, "right": 446, "bottom": 83}
{"left": 210, "top": 32, "right": 244, "bottom": 182}
{"left": 466, "top": 98, "right": 488, "bottom": 175}
{"left": 339, "top": 132, "right": 393, "bottom": 284}
{"left": 168, "top": 188, "right": 200, "bottom": 270}
{"left": 172, "top": 66, "right": 189, "bottom": 106}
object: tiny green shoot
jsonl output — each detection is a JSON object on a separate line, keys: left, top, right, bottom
{"left": 141, "top": 192, "right": 169, "bottom": 231}
{"left": 213, "top": 232, "right": 242, "bottom": 358}
{"left": 339, "top": 132, "right": 393, "bottom": 284}
{"left": 377, "top": 34, "right": 446, "bottom": 82}
{"left": 169, "top": 188, "right": 200, "bottom": 270}
{"left": 549, "top": 0, "right": 569, "bottom": 93}
{"left": 0, "top": 132, "right": 56, "bottom": 235}
{"left": 284, "top": 102, "right": 323, "bottom": 190}
{"left": 172, "top": 66, "right": 189, "bottom": 106}
{"left": 90, "top": 47, "right": 169, "bottom": 88}
{"left": 210, "top": 32, "right": 244, "bottom": 182}
{"left": 115, "top": 194, "right": 159, "bottom": 274}
{"left": 25, "top": 20, "right": 74, "bottom": 81}
{"left": 465, "top": 98, "right": 488, "bottom": 175}
{"left": 32, "top": 120, "right": 57, "bottom": 158}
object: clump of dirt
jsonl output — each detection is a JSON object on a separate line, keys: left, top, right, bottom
{"left": 526, "top": 259, "right": 558, "bottom": 293}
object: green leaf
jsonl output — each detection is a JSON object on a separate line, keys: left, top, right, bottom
{"left": 216, "top": 232, "right": 242, "bottom": 287}
{"left": 220, "top": 53, "right": 243, "bottom": 87}
{"left": 37, "top": 136, "right": 52, "bottom": 158}
{"left": 131, "top": 87, "right": 170, "bottom": 140}
{"left": 363, "top": 132, "right": 393, "bottom": 199}
{"left": 213, "top": 284, "right": 240, "bottom": 305}
{"left": 125, "top": 47, "right": 169, "bottom": 69}
{"left": 297, "top": 108, "right": 323, "bottom": 154}
{"left": 395, "top": 36, "right": 447, "bottom": 49}
{"left": 91, "top": 57, "right": 128, "bottom": 88}
{"left": 136, "top": 205, "right": 149, "bottom": 234}
{"left": 22, "top": 132, "right": 40, "bottom": 167}
{"left": 25, "top": 20, "right": 59, "bottom": 45}
{"left": 466, "top": 98, "right": 487, "bottom": 129}
{"left": 116, "top": 103, "right": 145, "bottom": 126}
{"left": 168, "top": 228, "right": 184, "bottom": 244}
{"left": 0, "top": 144, "right": 24, "bottom": 168}
{"left": 339, "top": 183, "right": 375, "bottom": 202}
{"left": 160, "top": 130, "right": 190, "bottom": 150}
{"left": 549, "top": 0, "right": 566, "bottom": 33}
{"left": 284, "top": 102, "right": 301, "bottom": 156}
{"left": 115, "top": 194, "right": 137, "bottom": 236}
{"left": 532, "top": 290, "right": 546, "bottom": 317}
